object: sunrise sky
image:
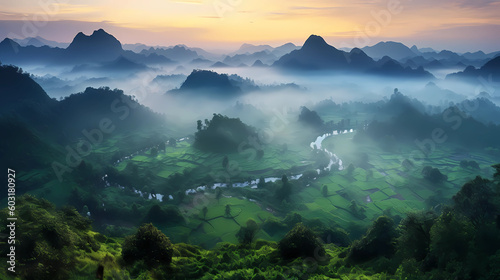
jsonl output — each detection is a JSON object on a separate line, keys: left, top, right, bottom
{"left": 1, "top": 0, "right": 499, "bottom": 52}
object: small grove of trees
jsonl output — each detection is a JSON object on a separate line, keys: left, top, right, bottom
{"left": 275, "top": 175, "right": 292, "bottom": 202}
{"left": 459, "top": 160, "right": 479, "bottom": 169}
{"left": 236, "top": 219, "right": 259, "bottom": 245}
{"left": 150, "top": 147, "right": 158, "bottom": 157}
{"left": 122, "top": 223, "right": 174, "bottom": 268}
{"left": 168, "top": 137, "right": 176, "bottom": 147}
{"left": 257, "top": 176, "right": 266, "bottom": 188}
{"left": 298, "top": 106, "right": 324, "bottom": 130}
{"left": 279, "top": 223, "right": 326, "bottom": 260}
{"left": 194, "top": 114, "right": 259, "bottom": 153}
{"left": 422, "top": 166, "right": 447, "bottom": 183}
{"left": 347, "top": 216, "right": 397, "bottom": 263}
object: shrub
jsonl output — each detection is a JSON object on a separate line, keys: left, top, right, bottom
{"left": 278, "top": 223, "right": 326, "bottom": 260}
{"left": 348, "top": 216, "right": 397, "bottom": 263}
{"left": 122, "top": 223, "right": 174, "bottom": 268}
{"left": 236, "top": 219, "right": 259, "bottom": 245}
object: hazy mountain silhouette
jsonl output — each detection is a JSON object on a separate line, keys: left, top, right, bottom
{"left": 457, "top": 97, "right": 500, "bottom": 125}
{"left": 416, "top": 49, "right": 492, "bottom": 68}
{"left": 0, "top": 38, "right": 22, "bottom": 57}
{"left": 189, "top": 57, "right": 214, "bottom": 68}
{"left": 223, "top": 50, "right": 277, "bottom": 66}
{"left": 170, "top": 70, "right": 241, "bottom": 96}
{"left": 102, "top": 55, "right": 148, "bottom": 71}
{"left": 0, "top": 38, "right": 68, "bottom": 65}
{"left": 446, "top": 56, "right": 500, "bottom": 82}
{"left": 140, "top": 45, "right": 198, "bottom": 62}
{"left": 1, "top": 29, "right": 179, "bottom": 66}
{"left": 71, "top": 56, "right": 149, "bottom": 74}
{"left": 424, "top": 59, "right": 445, "bottom": 69}
{"left": 462, "top": 51, "right": 488, "bottom": 60}
{"left": 273, "top": 35, "right": 353, "bottom": 70}
{"left": 66, "top": 29, "right": 123, "bottom": 63}
{"left": 273, "top": 35, "right": 433, "bottom": 78}
{"left": 252, "top": 60, "right": 268, "bottom": 67}
{"left": 368, "top": 59, "right": 434, "bottom": 79}
{"left": 271, "top": 43, "right": 299, "bottom": 57}
{"left": 13, "top": 36, "right": 69, "bottom": 48}
{"left": 348, "top": 48, "right": 376, "bottom": 70}
{"left": 361, "top": 41, "right": 417, "bottom": 60}
{"left": 211, "top": 61, "right": 230, "bottom": 68}
{"left": 413, "top": 82, "right": 466, "bottom": 104}
{"left": 233, "top": 42, "right": 299, "bottom": 58}
{"left": 233, "top": 43, "right": 274, "bottom": 55}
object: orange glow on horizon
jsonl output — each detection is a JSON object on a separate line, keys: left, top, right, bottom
{"left": 0, "top": 0, "right": 499, "bottom": 52}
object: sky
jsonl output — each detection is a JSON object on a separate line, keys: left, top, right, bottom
{"left": 0, "top": 0, "right": 499, "bottom": 52}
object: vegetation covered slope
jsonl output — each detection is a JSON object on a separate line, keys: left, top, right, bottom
{"left": 1, "top": 165, "right": 498, "bottom": 279}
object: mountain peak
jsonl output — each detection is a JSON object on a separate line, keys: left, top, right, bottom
{"left": 92, "top": 28, "right": 106, "bottom": 35}
{"left": 66, "top": 29, "right": 123, "bottom": 62}
{"left": 302, "top": 35, "right": 334, "bottom": 51}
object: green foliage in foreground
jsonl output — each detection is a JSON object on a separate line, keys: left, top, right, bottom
{"left": 0, "top": 195, "right": 123, "bottom": 280}
{"left": 1, "top": 166, "right": 499, "bottom": 279}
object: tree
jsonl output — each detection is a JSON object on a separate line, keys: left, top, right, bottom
{"left": 422, "top": 166, "right": 447, "bottom": 183}
{"left": 236, "top": 219, "right": 259, "bottom": 245}
{"left": 453, "top": 176, "right": 495, "bottom": 227}
{"left": 257, "top": 176, "right": 266, "bottom": 188}
{"left": 347, "top": 163, "right": 355, "bottom": 176}
{"left": 158, "top": 141, "right": 166, "bottom": 151}
{"left": 397, "top": 211, "right": 437, "bottom": 261}
{"left": 215, "top": 187, "right": 222, "bottom": 201}
{"left": 122, "top": 223, "right": 174, "bottom": 268}
{"left": 282, "top": 174, "right": 288, "bottom": 184}
{"left": 322, "top": 185, "right": 328, "bottom": 197}
{"left": 202, "top": 206, "right": 208, "bottom": 219}
{"left": 347, "top": 216, "right": 397, "bottom": 263}
{"left": 298, "top": 106, "right": 324, "bottom": 129}
{"left": 222, "top": 155, "right": 229, "bottom": 169}
{"left": 278, "top": 223, "right": 326, "bottom": 260}
{"left": 168, "top": 137, "right": 176, "bottom": 147}
{"left": 492, "top": 163, "right": 500, "bottom": 181}
{"left": 349, "top": 200, "right": 366, "bottom": 219}
{"left": 150, "top": 147, "right": 158, "bottom": 157}
{"left": 197, "top": 120, "right": 203, "bottom": 131}
{"left": 225, "top": 204, "right": 231, "bottom": 216}
{"left": 428, "top": 210, "right": 474, "bottom": 270}
{"left": 276, "top": 178, "right": 292, "bottom": 202}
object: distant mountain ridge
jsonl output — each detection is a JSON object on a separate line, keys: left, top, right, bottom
{"left": 0, "top": 29, "right": 173, "bottom": 66}
{"left": 446, "top": 56, "right": 500, "bottom": 82}
{"left": 362, "top": 41, "right": 417, "bottom": 60}
{"left": 13, "top": 36, "right": 69, "bottom": 48}
{"left": 273, "top": 34, "right": 434, "bottom": 78}
{"left": 273, "top": 35, "right": 359, "bottom": 70}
